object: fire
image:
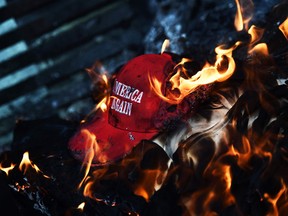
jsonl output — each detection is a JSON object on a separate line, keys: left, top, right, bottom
{"left": 77, "top": 202, "right": 86, "bottom": 210}
{"left": 161, "top": 39, "right": 170, "bottom": 54}
{"left": 77, "top": 129, "right": 109, "bottom": 189}
{"left": 234, "top": 0, "right": 254, "bottom": 31}
{"left": 248, "top": 25, "right": 264, "bottom": 45}
{"left": 99, "top": 74, "right": 109, "bottom": 112}
{"left": 248, "top": 43, "right": 269, "bottom": 55}
{"left": 86, "top": 62, "right": 110, "bottom": 113}
{"left": 133, "top": 168, "right": 169, "bottom": 201}
{"left": 279, "top": 18, "right": 288, "bottom": 40}
{"left": 181, "top": 161, "right": 236, "bottom": 216}
{"left": 148, "top": 0, "right": 269, "bottom": 107}
{"left": 264, "top": 179, "right": 287, "bottom": 216}
{"left": 19, "top": 151, "right": 34, "bottom": 174}
{"left": 150, "top": 41, "right": 240, "bottom": 104}
{"left": 74, "top": 1, "right": 286, "bottom": 215}
{"left": 247, "top": 25, "right": 269, "bottom": 55}
{"left": 0, "top": 0, "right": 285, "bottom": 215}
{"left": 75, "top": 1, "right": 285, "bottom": 214}
{"left": 19, "top": 152, "right": 46, "bottom": 176}
{"left": 0, "top": 151, "right": 49, "bottom": 178}
{"left": 0, "top": 163, "right": 15, "bottom": 175}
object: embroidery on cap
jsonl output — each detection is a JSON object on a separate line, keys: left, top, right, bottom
{"left": 128, "top": 132, "right": 135, "bottom": 141}
{"left": 110, "top": 79, "right": 144, "bottom": 116}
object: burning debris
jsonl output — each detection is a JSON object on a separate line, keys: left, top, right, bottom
{"left": 0, "top": 0, "right": 288, "bottom": 215}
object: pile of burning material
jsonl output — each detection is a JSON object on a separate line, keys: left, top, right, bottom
{"left": 0, "top": 0, "right": 288, "bottom": 215}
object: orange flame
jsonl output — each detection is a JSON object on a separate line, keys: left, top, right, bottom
{"left": 77, "top": 129, "right": 109, "bottom": 189}
{"left": 279, "top": 17, "right": 288, "bottom": 40}
{"left": 82, "top": 167, "right": 118, "bottom": 206}
{"left": 247, "top": 25, "right": 269, "bottom": 55}
{"left": 86, "top": 63, "right": 110, "bottom": 113}
{"left": 264, "top": 179, "right": 287, "bottom": 216}
{"left": 95, "top": 94, "right": 108, "bottom": 112}
{"left": 150, "top": 41, "right": 240, "bottom": 104}
{"left": 0, "top": 163, "right": 15, "bottom": 175}
{"left": 248, "top": 25, "right": 264, "bottom": 46}
{"left": 95, "top": 74, "right": 109, "bottom": 112}
{"left": 182, "top": 162, "right": 235, "bottom": 216}
{"left": 248, "top": 42, "right": 269, "bottom": 55}
{"left": 133, "top": 168, "right": 168, "bottom": 201}
{"left": 18, "top": 152, "right": 49, "bottom": 178}
{"left": 234, "top": 0, "right": 254, "bottom": 31}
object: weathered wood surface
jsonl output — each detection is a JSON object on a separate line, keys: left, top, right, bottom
{"left": 0, "top": 0, "right": 150, "bottom": 151}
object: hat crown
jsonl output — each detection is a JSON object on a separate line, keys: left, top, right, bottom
{"left": 108, "top": 54, "right": 174, "bottom": 132}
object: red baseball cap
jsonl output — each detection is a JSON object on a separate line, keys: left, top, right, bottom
{"left": 68, "top": 53, "right": 183, "bottom": 165}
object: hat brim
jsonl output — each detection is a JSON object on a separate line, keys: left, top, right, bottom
{"left": 68, "top": 110, "right": 158, "bottom": 165}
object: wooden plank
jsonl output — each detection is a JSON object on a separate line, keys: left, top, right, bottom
{"left": 0, "top": 1, "right": 132, "bottom": 77}
{"left": 0, "top": 132, "right": 13, "bottom": 152}
{"left": 0, "top": 47, "right": 139, "bottom": 148}
{"left": 0, "top": 0, "right": 111, "bottom": 50}
{"left": 0, "top": 27, "right": 142, "bottom": 105}
{"left": 0, "top": 87, "right": 49, "bottom": 138}
{"left": 0, "top": 28, "right": 142, "bottom": 119}
{"left": 0, "top": 0, "right": 56, "bottom": 22}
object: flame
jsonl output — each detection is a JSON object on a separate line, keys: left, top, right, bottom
{"left": 182, "top": 162, "right": 235, "bottom": 216}
{"left": 133, "top": 168, "right": 168, "bottom": 201}
{"left": 248, "top": 42, "right": 269, "bottom": 55}
{"left": 0, "top": 163, "right": 15, "bottom": 175}
{"left": 234, "top": 0, "right": 254, "bottom": 31}
{"left": 82, "top": 168, "right": 118, "bottom": 206}
{"left": 19, "top": 152, "right": 35, "bottom": 174}
{"left": 95, "top": 95, "right": 108, "bottom": 112}
{"left": 248, "top": 25, "right": 264, "bottom": 46}
{"left": 95, "top": 74, "right": 109, "bottom": 112}
{"left": 78, "top": 140, "right": 171, "bottom": 210}
{"left": 279, "top": 17, "right": 288, "bottom": 40}
{"left": 77, "top": 202, "right": 85, "bottom": 210}
{"left": 264, "top": 179, "right": 287, "bottom": 216}
{"left": 247, "top": 25, "right": 269, "bottom": 55}
{"left": 161, "top": 39, "right": 170, "bottom": 54}
{"left": 86, "top": 63, "right": 110, "bottom": 113}
{"left": 18, "top": 152, "right": 49, "bottom": 178}
{"left": 150, "top": 41, "right": 240, "bottom": 104}
{"left": 77, "top": 129, "right": 109, "bottom": 189}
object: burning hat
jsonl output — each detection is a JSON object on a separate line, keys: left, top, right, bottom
{"left": 68, "top": 53, "right": 210, "bottom": 165}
